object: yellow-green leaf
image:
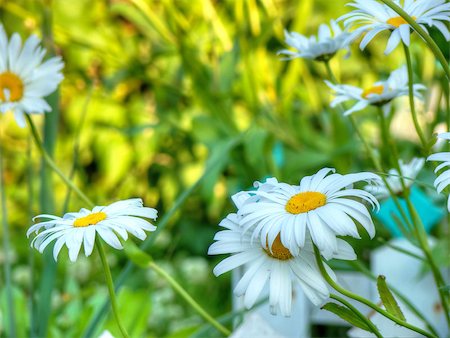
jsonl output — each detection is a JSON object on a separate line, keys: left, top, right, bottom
{"left": 322, "top": 303, "right": 373, "bottom": 332}
{"left": 377, "top": 275, "right": 406, "bottom": 321}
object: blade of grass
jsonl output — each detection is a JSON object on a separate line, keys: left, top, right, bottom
{"left": 34, "top": 4, "right": 60, "bottom": 337}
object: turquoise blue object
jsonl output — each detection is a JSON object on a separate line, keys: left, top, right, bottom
{"left": 272, "top": 141, "right": 285, "bottom": 167}
{"left": 375, "top": 186, "right": 444, "bottom": 237}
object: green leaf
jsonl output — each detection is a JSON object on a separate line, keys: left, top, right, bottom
{"left": 377, "top": 275, "right": 406, "bottom": 321}
{"left": 322, "top": 303, "right": 372, "bottom": 332}
{"left": 123, "top": 240, "right": 153, "bottom": 268}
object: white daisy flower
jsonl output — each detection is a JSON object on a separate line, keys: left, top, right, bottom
{"left": 27, "top": 198, "right": 157, "bottom": 262}
{"left": 278, "top": 20, "right": 356, "bottom": 62}
{"left": 427, "top": 132, "right": 450, "bottom": 211}
{"left": 0, "top": 25, "right": 64, "bottom": 127}
{"left": 339, "top": 0, "right": 450, "bottom": 54}
{"left": 208, "top": 213, "right": 357, "bottom": 316}
{"left": 364, "top": 158, "right": 424, "bottom": 199}
{"left": 326, "top": 65, "right": 426, "bottom": 116}
{"left": 234, "top": 169, "right": 380, "bottom": 260}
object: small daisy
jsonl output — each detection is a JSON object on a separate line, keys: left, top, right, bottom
{"left": 0, "top": 25, "right": 64, "bottom": 127}
{"left": 278, "top": 20, "right": 356, "bottom": 62}
{"left": 326, "top": 65, "right": 425, "bottom": 116}
{"left": 365, "top": 158, "right": 424, "bottom": 199}
{"left": 427, "top": 132, "right": 450, "bottom": 211}
{"left": 27, "top": 198, "right": 157, "bottom": 262}
{"left": 234, "top": 168, "right": 380, "bottom": 259}
{"left": 208, "top": 213, "right": 357, "bottom": 316}
{"left": 339, "top": 0, "right": 450, "bottom": 54}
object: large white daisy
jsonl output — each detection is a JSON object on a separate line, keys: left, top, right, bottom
{"left": 234, "top": 169, "right": 380, "bottom": 259}
{"left": 427, "top": 132, "right": 450, "bottom": 211}
{"left": 0, "top": 25, "right": 64, "bottom": 127}
{"left": 278, "top": 20, "right": 356, "bottom": 62}
{"left": 326, "top": 65, "right": 425, "bottom": 116}
{"left": 208, "top": 213, "right": 357, "bottom": 316}
{"left": 365, "top": 157, "right": 424, "bottom": 199}
{"left": 27, "top": 198, "right": 157, "bottom": 262}
{"left": 339, "top": 0, "right": 450, "bottom": 54}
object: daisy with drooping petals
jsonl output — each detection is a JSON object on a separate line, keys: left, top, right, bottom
{"left": 365, "top": 158, "right": 424, "bottom": 199}
{"left": 427, "top": 133, "right": 450, "bottom": 211}
{"left": 27, "top": 198, "right": 157, "bottom": 262}
{"left": 339, "top": 0, "right": 450, "bottom": 54}
{"left": 326, "top": 65, "right": 425, "bottom": 116}
{"left": 0, "top": 25, "right": 64, "bottom": 127}
{"left": 234, "top": 168, "right": 380, "bottom": 260}
{"left": 278, "top": 20, "right": 356, "bottom": 62}
{"left": 208, "top": 213, "right": 357, "bottom": 316}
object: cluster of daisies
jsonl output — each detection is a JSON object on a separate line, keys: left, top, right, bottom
{"left": 278, "top": 0, "right": 449, "bottom": 117}
{"left": 209, "top": 169, "right": 381, "bottom": 316}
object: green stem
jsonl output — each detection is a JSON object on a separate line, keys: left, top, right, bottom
{"left": 313, "top": 245, "right": 436, "bottom": 338}
{"left": 402, "top": 44, "right": 427, "bottom": 151}
{"left": 25, "top": 115, "right": 95, "bottom": 208}
{"left": 376, "top": 238, "right": 425, "bottom": 262}
{"left": 377, "top": 108, "right": 408, "bottom": 194}
{"left": 148, "top": 261, "right": 231, "bottom": 336}
{"left": 404, "top": 199, "right": 450, "bottom": 325}
{"left": 0, "top": 141, "right": 17, "bottom": 338}
{"left": 330, "top": 294, "right": 382, "bottom": 338}
{"left": 379, "top": 0, "right": 450, "bottom": 81}
{"left": 96, "top": 238, "right": 129, "bottom": 338}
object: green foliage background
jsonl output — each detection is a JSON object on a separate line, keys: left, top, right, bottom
{"left": 0, "top": 0, "right": 448, "bottom": 337}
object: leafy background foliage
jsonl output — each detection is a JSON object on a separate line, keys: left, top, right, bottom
{"left": 0, "top": 0, "right": 448, "bottom": 337}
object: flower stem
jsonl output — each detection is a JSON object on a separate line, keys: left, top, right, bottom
{"left": 329, "top": 293, "right": 382, "bottom": 338}
{"left": 403, "top": 199, "right": 450, "bottom": 326}
{"left": 313, "top": 245, "right": 437, "bottom": 338}
{"left": 402, "top": 44, "right": 427, "bottom": 151}
{"left": 379, "top": 0, "right": 450, "bottom": 81}
{"left": 148, "top": 261, "right": 231, "bottom": 336}
{"left": 96, "top": 238, "right": 130, "bottom": 338}
{"left": 0, "top": 141, "right": 17, "bottom": 338}
{"left": 25, "top": 115, "right": 95, "bottom": 208}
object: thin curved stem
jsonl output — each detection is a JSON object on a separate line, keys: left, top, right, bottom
{"left": 25, "top": 115, "right": 95, "bottom": 208}
{"left": 148, "top": 261, "right": 231, "bottom": 336}
{"left": 379, "top": 0, "right": 450, "bottom": 81}
{"left": 402, "top": 44, "right": 427, "bottom": 151}
{"left": 403, "top": 198, "right": 450, "bottom": 326}
{"left": 313, "top": 245, "right": 436, "bottom": 338}
{"left": 330, "top": 294, "right": 382, "bottom": 338}
{"left": 96, "top": 239, "right": 130, "bottom": 338}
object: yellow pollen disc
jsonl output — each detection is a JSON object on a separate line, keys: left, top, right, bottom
{"left": 285, "top": 191, "right": 326, "bottom": 214}
{"left": 386, "top": 16, "right": 416, "bottom": 28}
{"left": 0, "top": 72, "right": 24, "bottom": 102}
{"left": 362, "top": 85, "right": 384, "bottom": 98}
{"left": 265, "top": 234, "right": 293, "bottom": 261}
{"left": 73, "top": 212, "right": 107, "bottom": 228}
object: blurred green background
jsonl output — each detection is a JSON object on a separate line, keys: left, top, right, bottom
{"left": 0, "top": 0, "right": 448, "bottom": 337}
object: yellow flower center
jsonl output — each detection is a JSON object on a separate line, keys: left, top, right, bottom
{"left": 0, "top": 72, "right": 24, "bottom": 102}
{"left": 73, "top": 212, "right": 107, "bottom": 228}
{"left": 285, "top": 191, "right": 326, "bottom": 214}
{"left": 265, "top": 234, "right": 293, "bottom": 260}
{"left": 386, "top": 16, "right": 416, "bottom": 28}
{"left": 362, "top": 85, "right": 384, "bottom": 98}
